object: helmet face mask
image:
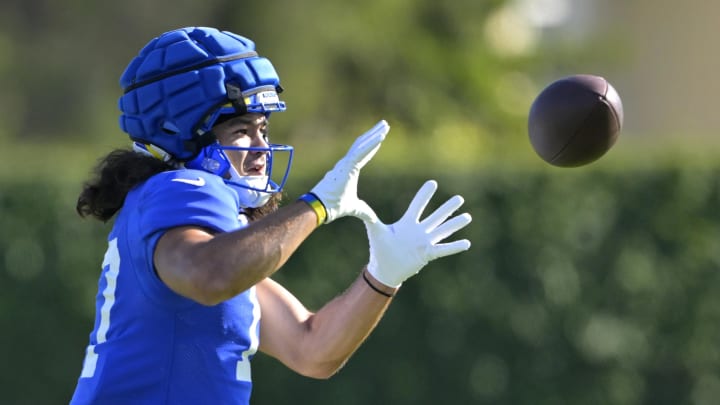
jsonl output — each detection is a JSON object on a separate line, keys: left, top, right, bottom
{"left": 184, "top": 140, "right": 294, "bottom": 207}
{"left": 118, "top": 27, "right": 293, "bottom": 206}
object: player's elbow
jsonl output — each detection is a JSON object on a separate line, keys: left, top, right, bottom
{"left": 285, "top": 345, "right": 348, "bottom": 379}
{"left": 296, "top": 359, "right": 346, "bottom": 380}
{"left": 304, "top": 370, "right": 338, "bottom": 380}
{"left": 185, "top": 263, "right": 246, "bottom": 306}
{"left": 191, "top": 290, "right": 226, "bottom": 307}
{"left": 288, "top": 318, "right": 355, "bottom": 379}
{"left": 191, "top": 273, "right": 243, "bottom": 306}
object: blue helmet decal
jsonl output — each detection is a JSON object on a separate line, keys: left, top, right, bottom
{"left": 118, "top": 27, "right": 287, "bottom": 161}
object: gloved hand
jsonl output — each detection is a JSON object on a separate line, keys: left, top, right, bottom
{"left": 310, "top": 120, "right": 389, "bottom": 223}
{"left": 365, "top": 180, "right": 472, "bottom": 288}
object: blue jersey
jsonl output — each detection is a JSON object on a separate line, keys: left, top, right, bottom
{"left": 70, "top": 169, "right": 260, "bottom": 405}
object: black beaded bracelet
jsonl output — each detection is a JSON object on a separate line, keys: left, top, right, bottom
{"left": 362, "top": 271, "right": 394, "bottom": 298}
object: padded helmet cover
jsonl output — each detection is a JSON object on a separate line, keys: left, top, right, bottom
{"left": 118, "top": 27, "right": 285, "bottom": 161}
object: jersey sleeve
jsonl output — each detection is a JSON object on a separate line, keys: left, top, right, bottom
{"left": 138, "top": 170, "right": 241, "bottom": 235}
{"left": 118, "top": 170, "right": 243, "bottom": 309}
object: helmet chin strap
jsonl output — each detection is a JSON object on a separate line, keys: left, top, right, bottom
{"left": 227, "top": 164, "right": 275, "bottom": 208}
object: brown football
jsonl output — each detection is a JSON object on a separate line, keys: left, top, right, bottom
{"left": 528, "top": 74, "right": 624, "bottom": 167}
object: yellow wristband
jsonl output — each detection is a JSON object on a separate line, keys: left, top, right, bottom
{"left": 298, "top": 193, "right": 327, "bottom": 226}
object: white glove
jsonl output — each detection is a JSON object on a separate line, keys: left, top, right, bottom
{"left": 310, "top": 120, "right": 389, "bottom": 223}
{"left": 365, "top": 180, "right": 472, "bottom": 288}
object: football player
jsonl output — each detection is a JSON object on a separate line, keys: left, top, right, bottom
{"left": 70, "top": 26, "right": 472, "bottom": 405}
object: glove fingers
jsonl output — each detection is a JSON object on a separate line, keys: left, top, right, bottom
{"left": 430, "top": 213, "right": 473, "bottom": 244}
{"left": 355, "top": 143, "right": 383, "bottom": 170}
{"left": 347, "top": 120, "right": 389, "bottom": 168}
{"left": 423, "top": 195, "right": 465, "bottom": 230}
{"left": 429, "top": 239, "right": 472, "bottom": 260}
{"left": 404, "top": 180, "right": 438, "bottom": 221}
{"left": 355, "top": 120, "right": 390, "bottom": 149}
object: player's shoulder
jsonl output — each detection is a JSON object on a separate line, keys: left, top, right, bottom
{"left": 146, "top": 169, "right": 229, "bottom": 193}
{"left": 131, "top": 169, "right": 241, "bottom": 223}
{"left": 136, "top": 169, "right": 240, "bottom": 210}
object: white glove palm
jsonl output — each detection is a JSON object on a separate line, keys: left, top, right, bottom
{"left": 311, "top": 120, "right": 389, "bottom": 223}
{"left": 365, "top": 180, "right": 472, "bottom": 288}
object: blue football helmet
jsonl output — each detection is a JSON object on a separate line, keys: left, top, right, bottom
{"left": 118, "top": 27, "right": 293, "bottom": 207}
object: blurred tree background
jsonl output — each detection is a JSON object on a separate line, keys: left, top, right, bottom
{"left": 2, "top": 0, "right": 720, "bottom": 404}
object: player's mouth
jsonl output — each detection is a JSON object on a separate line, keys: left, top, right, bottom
{"left": 244, "top": 161, "right": 266, "bottom": 176}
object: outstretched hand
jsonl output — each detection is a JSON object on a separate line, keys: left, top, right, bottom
{"left": 310, "top": 120, "right": 389, "bottom": 223}
{"left": 365, "top": 180, "right": 472, "bottom": 288}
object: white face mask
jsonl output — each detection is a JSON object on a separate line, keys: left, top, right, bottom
{"left": 227, "top": 164, "right": 276, "bottom": 208}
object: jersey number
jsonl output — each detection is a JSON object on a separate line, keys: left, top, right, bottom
{"left": 236, "top": 287, "right": 261, "bottom": 382}
{"left": 80, "top": 238, "right": 260, "bottom": 383}
{"left": 80, "top": 238, "right": 121, "bottom": 378}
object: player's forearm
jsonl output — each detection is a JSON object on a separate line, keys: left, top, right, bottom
{"left": 236, "top": 201, "right": 317, "bottom": 266}
{"left": 298, "top": 269, "right": 397, "bottom": 378}
{"left": 205, "top": 201, "right": 320, "bottom": 299}
{"left": 157, "top": 201, "right": 319, "bottom": 305}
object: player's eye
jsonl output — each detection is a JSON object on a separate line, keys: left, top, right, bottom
{"left": 232, "top": 127, "right": 249, "bottom": 136}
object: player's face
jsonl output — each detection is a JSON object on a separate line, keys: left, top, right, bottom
{"left": 213, "top": 113, "right": 269, "bottom": 177}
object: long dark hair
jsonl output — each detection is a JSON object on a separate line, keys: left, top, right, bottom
{"left": 76, "top": 149, "right": 173, "bottom": 222}
{"left": 76, "top": 149, "right": 281, "bottom": 223}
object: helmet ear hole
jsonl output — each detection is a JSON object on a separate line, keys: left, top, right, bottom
{"left": 185, "top": 144, "right": 231, "bottom": 176}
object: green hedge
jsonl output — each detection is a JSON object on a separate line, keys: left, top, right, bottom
{"left": 2, "top": 166, "right": 720, "bottom": 404}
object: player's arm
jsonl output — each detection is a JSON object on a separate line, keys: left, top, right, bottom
{"left": 257, "top": 180, "right": 472, "bottom": 379}
{"left": 154, "top": 201, "right": 318, "bottom": 306}
{"left": 256, "top": 273, "right": 396, "bottom": 379}
{"left": 154, "top": 120, "right": 389, "bottom": 305}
